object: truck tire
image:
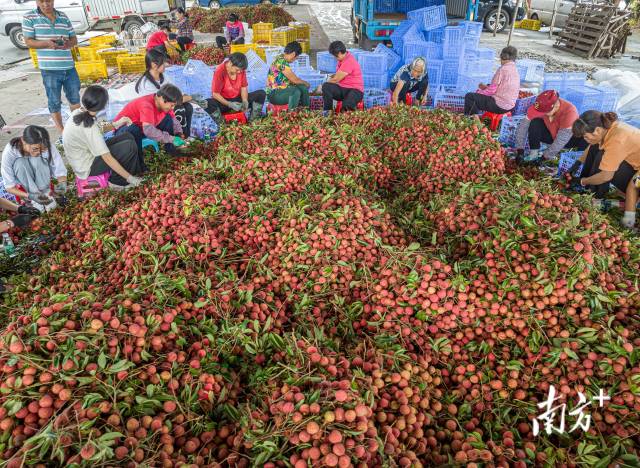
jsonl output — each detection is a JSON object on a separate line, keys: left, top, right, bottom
{"left": 209, "top": 0, "right": 221, "bottom": 8}
{"left": 287, "top": 0, "right": 299, "bottom": 4}
{"left": 9, "top": 25, "right": 27, "bottom": 50}
{"left": 123, "top": 18, "right": 145, "bottom": 36}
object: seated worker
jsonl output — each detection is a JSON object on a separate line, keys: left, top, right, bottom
{"left": 215, "top": 13, "right": 244, "bottom": 49}
{"left": 390, "top": 57, "right": 429, "bottom": 106}
{"left": 146, "top": 21, "right": 179, "bottom": 57}
{"left": 571, "top": 111, "right": 640, "bottom": 229}
{"left": 464, "top": 46, "right": 520, "bottom": 116}
{"left": 63, "top": 85, "right": 144, "bottom": 191}
{"left": 130, "top": 49, "right": 194, "bottom": 137}
{"left": 514, "top": 90, "right": 588, "bottom": 165}
{"left": 266, "top": 41, "right": 311, "bottom": 111}
{"left": 115, "top": 83, "right": 187, "bottom": 157}
{"left": 172, "top": 8, "right": 193, "bottom": 52}
{"left": 0, "top": 198, "right": 39, "bottom": 232}
{"left": 205, "top": 52, "right": 265, "bottom": 122}
{"left": 321, "top": 41, "right": 364, "bottom": 113}
{"left": 1, "top": 125, "right": 67, "bottom": 211}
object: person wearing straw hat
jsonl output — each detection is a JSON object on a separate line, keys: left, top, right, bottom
{"left": 390, "top": 57, "right": 429, "bottom": 106}
{"left": 571, "top": 110, "right": 640, "bottom": 229}
{"left": 514, "top": 90, "right": 587, "bottom": 166}
{"left": 266, "top": 41, "right": 311, "bottom": 111}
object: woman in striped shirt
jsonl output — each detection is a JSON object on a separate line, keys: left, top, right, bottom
{"left": 173, "top": 8, "right": 194, "bottom": 52}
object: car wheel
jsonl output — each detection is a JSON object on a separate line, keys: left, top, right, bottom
{"left": 209, "top": 0, "right": 221, "bottom": 8}
{"left": 9, "top": 25, "right": 27, "bottom": 50}
{"left": 123, "top": 18, "right": 144, "bottom": 36}
{"left": 484, "top": 9, "right": 510, "bottom": 32}
{"left": 287, "top": 0, "right": 299, "bottom": 4}
{"left": 530, "top": 13, "right": 539, "bottom": 20}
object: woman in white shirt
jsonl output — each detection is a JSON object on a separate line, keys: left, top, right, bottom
{"left": 63, "top": 85, "right": 144, "bottom": 191}
{"left": 1, "top": 125, "right": 67, "bottom": 210}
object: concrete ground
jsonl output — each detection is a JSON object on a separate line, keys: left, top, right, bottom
{"left": 0, "top": 0, "right": 638, "bottom": 149}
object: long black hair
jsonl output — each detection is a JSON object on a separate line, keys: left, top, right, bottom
{"left": 175, "top": 7, "right": 188, "bottom": 17}
{"left": 135, "top": 49, "right": 167, "bottom": 93}
{"left": 572, "top": 111, "right": 619, "bottom": 138}
{"left": 73, "top": 85, "right": 109, "bottom": 128}
{"left": 10, "top": 125, "right": 53, "bottom": 169}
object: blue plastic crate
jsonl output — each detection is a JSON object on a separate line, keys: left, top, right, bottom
{"left": 512, "top": 94, "right": 536, "bottom": 115}
{"left": 564, "top": 85, "right": 602, "bottom": 115}
{"left": 625, "top": 118, "right": 640, "bottom": 129}
{"left": 542, "top": 72, "right": 564, "bottom": 91}
{"left": 290, "top": 53, "right": 311, "bottom": 73}
{"left": 374, "top": 43, "right": 401, "bottom": 69}
{"left": 498, "top": 115, "right": 525, "bottom": 147}
{"left": 443, "top": 26, "right": 465, "bottom": 58}
{"left": 0, "top": 178, "right": 16, "bottom": 203}
{"left": 297, "top": 72, "right": 327, "bottom": 91}
{"left": 441, "top": 58, "right": 460, "bottom": 86}
{"left": 399, "top": 0, "right": 443, "bottom": 10}
{"left": 190, "top": 106, "right": 219, "bottom": 139}
{"left": 317, "top": 51, "right": 337, "bottom": 73}
{"left": 403, "top": 41, "right": 441, "bottom": 62}
{"left": 556, "top": 151, "right": 583, "bottom": 178}
{"left": 363, "top": 72, "right": 389, "bottom": 89}
{"left": 427, "top": 27, "right": 445, "bottom": 44}
{"left": 464, "top": 35, "right": 480, "bottom": 50}
{"left": 460, "top": 20, "right": 483, "bottom": 40}
{"left": 460, "top": 58, "right": 494, "bottom": 75}
{"left": 516, "top": 59, "right": 544, "bottom": 83}
{"left": 407, "top": 5, "right": 447, "bottom": 32}
{"left": 434, "top": 86, "right": 465, "bottom": 113}
{"left": 464, "top": 47, "right": 495, "bottom": 62}
{"left": 364, "top": 88, "right": 391, "bottom": 108}
{"left": 594, "top": 85, "right": 619, "bottom": 112}
{"left": 390, "top": 20, "right": 414, "bottom": 51}
{"left": 247, "top": 72, "right": 267, "bottom": 93}
{"left": 427, "top": 59, "right": 442, "bottom": 86}
{"left": 165, "top": 65, "right": 187, "bottom": 91}
{"left": 357, "top": 52, "right": 389, "bottom": 73}
{"left": 562, "top": 72, "right": 587, "bottom": 91}
{"left": 375, "top": 0, "right": 396, "bottom": 13}
{"left": 456, "top": 72, "right": 492, "bottom": 93}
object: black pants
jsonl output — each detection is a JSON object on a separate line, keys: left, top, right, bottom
{"left": 464, "top": 92, "right": 511, "bottom": 116}
{"left": 322, "top": 83, "right": 364, "bottom": 112}
{"left": 89, "top": 132, "right": 143, "bottom": 186}
{"left": 528, "top": 118, "right": 588, "bottom": 151}
{"left": 151, "top": 45, "right": 168, "bottom": 57}
{"left": 215, "top": 36, "right": 244, "bottom": 48}
{"left": 580, "top": 144, "right": 636, "bottom": 197}
{"left": 176, "top": 36, "right": 193, "bottom": 51}
{"left": 174, "top": 102, "right": 193, "bottom": 137}
{"left": 391, "top": 79, "right": 428, "bottom": 105}
{"left": 205, "top": 90, "right": 266, "bottom": 114}
{"left": 116, "top": 114, "right": 177, "bottom": 160}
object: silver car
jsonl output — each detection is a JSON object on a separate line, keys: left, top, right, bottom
{"left": 528, "top": 0, "right": 578, "bottom": 28}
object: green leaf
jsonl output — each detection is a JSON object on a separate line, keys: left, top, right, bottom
{"left": 97, "top": 353, "right": 107, "bottom": 369}
{"left": 407, "top": 242, "right": 420, "bottom": 251}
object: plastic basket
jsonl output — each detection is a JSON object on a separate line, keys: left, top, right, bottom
{"left": 263, "top": 46, "right": 284, "bottom": 66}
{"left": 97, "top": 48, "right": 128, "bottom": 67}
{"left": 594, "top": 85, "right": 619, "bottom": 112}
{"left": 390, "top": 21, "right": 414, "bottom": 51}
{"left": 89, "top": 34, "right": 116, "bottom": 47}
{"left": 512, "top": 94, "right": 536, "bottom": 115}
{"left": 230, "top": 43, "right": 257, "bottom": 54}
{"left": 290, "top": 53, "right": 311, "bottom": 72}
{"left": 297, "top": 72, "right": 327, "bottom": 91}
{"left": 247, "top": 72, "right": 267, "bottom": 93}
{"left": 289, "top": 21, "right": 311, "bottom": 40}
{"left": 363, "top": 72, "right": 389, "bottom": 89}
{"left": 564, "top": 85, "right": 602, "bottom": 115}
{"left": 373, "top": 43, "right": 401, "bottom": 70}
{"left": 460, "top": 20, "right": 483, "bottom": 40}
{"left": 427, "top": 27, "right": 445, "bottom": 44}
{"left": 116, "top": 54, "right": 145, "bottom": 74}
{"left": 434, "top": 86, "right": 465, "bottom": 113}
{"left": 0, "top": 178, "right": 17, "bottom": 203}
{"left": 29, "top": 48, "right": 39, "bottom": 69}
{"left": 77, "top": 46, "right": 101, "bottom": 61}
{"left": 190, "top": 106, "right": 218, "bottom": 139}
{"left": 443, "top": 26, "right": 465, "bottom": 58}
{"left": 426, "top": 59, "right": 442, "bottom": 87}
{"left": 310, "top": 95, "right": 324, "bottom": 111}
{"left": 253, "top": 22, "right": 273, "bottom": 43}
{"left": 556, "top": 151, "right": 583, "bottom": 178}
{"left": 498, "top": 115, "right": 525, "bottom": 147}
{"left": 317, "top": 51, "right": 338, "bottom": 73}
{"left": 456, "top": 72, "right": 492, "bottom": 93}
{"left": 562, "top": 72, "right": 587, "bottom": 91}
{"left": 364, "top": 88, "right": 391, "bottom": 108}
{"left": 441, "top": 58, "right": 460, "bottom": 86}
{"left": 519, "top": 19, "right": 541, "bottom": 31}
{"left": 516, "top": 59, "right": 544, "bottom": 83}
{"left": 460, "top": 58, "right": 493, "bottom": 75}
{"left": 542, "top": 72, "right": 564, "bottom": 91}
{"left": 75, "top": 60, "right": 108, "bottom": 80}
{"left": 375, "top": 0, "right": 396, "bottom": 13}
{"left": 408, "top": 5, "right": 447, "bottom": 32}
{"left": 245, "top": 49, "right": 269, "bottom": 75}
{"left": 464, "top": 35, "right": 480, "bottom": 50}
{"left": 357, "top": 52, "right": 389, "bottom": 73}
{"left": 270, "top": 27, "right": 296, "bottom": 47}
{"left": 403, "top": 41, "right": 441, "bottom": 62}
{"left": 298, "top": 39, "right": 310, "bottom": 54}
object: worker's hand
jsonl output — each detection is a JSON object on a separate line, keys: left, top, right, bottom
{"left": 54, "top": 181, "right": 67, "bottom": 195}
{"left": 126, "top": 174, "right": 143, "bottom": 188}
{"left": 114, "top": 117, "right": 133, "bottom": 129}
{"left": 313, "top": 85, "right": 323, "bottom": 95}
{"left": 28, "top": 192, "right": 48, "bottom": 204}
{"left": 12, "top": 214, "right": 33, "bottom": 229}
{"left": 568, "top": 160, "right": 582, "bottom": 178}
{"left": 173, "top": 135, "right": 186, "bottom": 147}
{"left": 228, "top": 102, "right": 243, "bottom": 112}
{"left": 478, "top": 83, "right": 487, "bottom": 90}
{"left": 18, "top": 205, "right": 40, "bottom": 217}
{"left": 241, "top": 101, "right": 249, "bottom": 112}
{"left": 45, "top": 39, "right": 59, "bottom": 49}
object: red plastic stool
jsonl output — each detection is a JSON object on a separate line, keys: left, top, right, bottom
{"left": 223, "top": 112, "right": 248, "bottom": 124}
{"left": 335, "top": 101, "right": 364, "bottom": 113}
{"left": 405, "top": 94, "right": 413, "bottom": 105}
{"left": 184, "top": 42, "right": 196, "bottom": 51}
{"left": 76, "top": 172, "right": 110, "bottom": 198}
{"left": 267, "top": 103, "right": 289, "bottom": 115}
{"left": 481, "top": 111, "right": 512, "bottom": 131}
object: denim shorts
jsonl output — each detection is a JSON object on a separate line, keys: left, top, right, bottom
{"left": 40, "top": 68, "right": 81, "bottom": 113}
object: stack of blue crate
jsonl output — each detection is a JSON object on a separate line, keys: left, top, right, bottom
{"left": 358, "top": 51, "right": 391, "bottom": 90}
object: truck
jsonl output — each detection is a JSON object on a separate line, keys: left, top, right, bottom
{"left": 1, "top": 0, "right": 184, "bottom": 49}
{"left": 351, "top": 0, "right": 525, "bottom": 49}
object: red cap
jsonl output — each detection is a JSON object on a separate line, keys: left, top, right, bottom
{"left": 527, "top": 90, "right": 560, "bottom": 120}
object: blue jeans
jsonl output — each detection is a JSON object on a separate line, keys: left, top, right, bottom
{"left": 40, "top": 68, "right": 81, "bottom": 113}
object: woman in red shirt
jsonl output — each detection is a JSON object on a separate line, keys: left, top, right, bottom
{"left": 205, "top": 53, "right": 265, "bottom": 122}
{"left": 215, "top": 13, "right": 245, "bottom": 49}
{"left": 146, "top": 21, "right": 178, "bottom": 57}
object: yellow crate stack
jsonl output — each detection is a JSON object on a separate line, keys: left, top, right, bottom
{"left": 230, "top": 43, "right": 258, "bottom": 54}
{"left": 97, "top": 48, "right": 129, "bottom": 67}
{"left": 77, "top": 46, "right": 101, "bottom": 61}
{"left": 517, "top": 19, "right": 541, "bottom": 30}
{"left": 116, "top": 54, "right": 146, "bottom": 74}
{"left": 89, "top": 34, "right": 116, "bottom": 48}
{"left": 253, "top": 22, "right": 273, "bottom": 44}
{"left": 297, "top": 39, "right": 310, "bottom": 54}
{"left": 270, "top": 27, "right": 296, "bottom": 47}
{"left": 289, "top": 22, "right": 310, "bottom": 41}
{"left": 76, "top": 60, "right": 108, "bottom": 80}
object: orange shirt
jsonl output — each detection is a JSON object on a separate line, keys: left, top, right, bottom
{"left": 598, "top": 121, "right": 640, "bottom": 172}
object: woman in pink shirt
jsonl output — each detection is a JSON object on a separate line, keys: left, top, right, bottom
{"left": 463, "top": 46, "right": 520, "bottom": 116}
{"left": 321, "top": 41, "right": 364, "bottom": 113}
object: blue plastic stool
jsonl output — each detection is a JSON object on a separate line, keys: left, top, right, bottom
{"left": 142, "top": 138, "right": 159, "bottom": 152}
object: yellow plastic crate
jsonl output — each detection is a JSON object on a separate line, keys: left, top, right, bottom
{"left": 230, "top": 43, "right": 257, "bottom": 54}
{"left": 75, "top": 60, "right": 108, "bottom": 80}
{"left": 520, "top": 19, "right": 541, "bottom": 30}
{"left": 514, "top": 20, "right": 522, "bottom": 28}
{"left": 116, "top": 54, "right": 146, "bottom": 74}
{"left": 89, "top": 34, "right": 116, "bottom": 47}
{"left": 252, "top": 22, "right": 273, "bottom": 43}
{"left": 270, "top": 27, "right": 296, "bottom": 47}
{"left": 29, "top": 48, "right": 39, "bottom": 69}
{"left": 97, "top": 48, "right": 128, "bottom": 67}
{"left": 289, "top": 22, "right": 310, "bottom": 41}
{"left": 297, "top": 39, "right": 310, "bottom": 54}
{"left": 77, "top": 46, "right": 101, "bottom": 61}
